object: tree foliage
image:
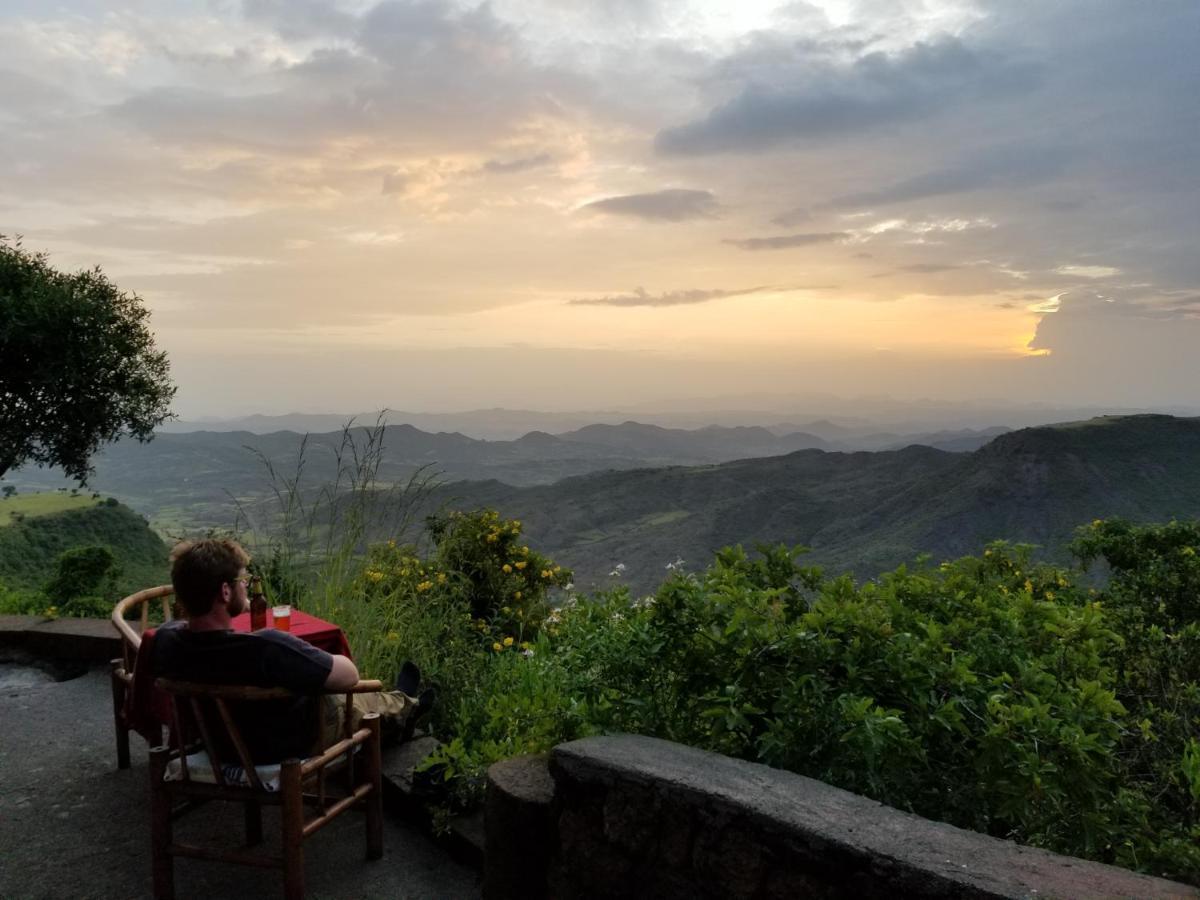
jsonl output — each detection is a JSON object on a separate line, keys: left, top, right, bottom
{"left": 0, "top": 236, "right": 176, "bottom": 482}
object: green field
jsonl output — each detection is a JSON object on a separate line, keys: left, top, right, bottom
{"left": 0, "top": 492, "right": 103, "bottom": 525}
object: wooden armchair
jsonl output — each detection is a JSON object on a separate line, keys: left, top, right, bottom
{"left": 111, "top": 584, "right": 177, "bottom": 768}
{"left": 150, "top": 677, "right": 385, "bottom": 900}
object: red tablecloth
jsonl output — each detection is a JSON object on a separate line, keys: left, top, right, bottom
{"left": 229, "top": 609, "right": 352, "bottom": 658}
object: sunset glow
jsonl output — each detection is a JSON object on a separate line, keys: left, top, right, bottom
{"left": 2, "top": 1, "right": 1196, "bottom": 415}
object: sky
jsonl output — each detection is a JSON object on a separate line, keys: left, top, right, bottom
{"left": 2, "top": 0, "right": 1198, "bottom": 418}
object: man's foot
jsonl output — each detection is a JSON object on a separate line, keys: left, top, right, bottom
{"left": 402, "top": 686, "right": 437, "bottom": 742}
{"left": 394, "top": 660, "right": 421, "bottom": 696}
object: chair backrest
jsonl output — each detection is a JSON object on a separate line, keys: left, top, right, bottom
{"left": 113, "top": 585, "right": 176, "bottom": 670}
{"left": 156, "top": 678, "right": 305, "bottom": 791}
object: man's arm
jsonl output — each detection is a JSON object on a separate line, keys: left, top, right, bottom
{"left": 324, "top": 653, "right": 360, "bottom": 690}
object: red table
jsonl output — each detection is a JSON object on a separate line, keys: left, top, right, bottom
{"left": 229, "top": 609, "right": 353, "bottom": 658}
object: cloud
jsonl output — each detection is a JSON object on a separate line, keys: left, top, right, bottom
{"left": 579, "top": 189, "right": 719, "bottom": 222}
{"left": 770, "top": 207, "right": 811, "bottom": 228}
{"left": 1055, "top": 264, "right": 1121, "bottom": 279}
{"left": 656, "top": 37, "right": 1039, "bottom": 155}
{"left": 832, "top": 145, "right": 1071, "bottom": 208}
{"left": 569, "top": 285, "right": 768, "bottom": 307}
{"left": 480, "top": 153, "right": 554, "bottom": 175}
{"left": 723, "top": 232, "right": 846, "bottom": 251}
{"left": 1027, "top": 291, "right": 1200, "bottom": 402}
{"left": 899, "top": 263, "right": 959, "bottom": 273}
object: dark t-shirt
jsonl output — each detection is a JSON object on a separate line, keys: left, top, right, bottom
{"left": 152, "top": 620, "right": 334, "bottom": 763}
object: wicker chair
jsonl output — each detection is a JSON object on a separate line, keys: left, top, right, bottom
{"left": 150, "top": 677, "right": 385, "bottom": 900}
{"left": 110, "top": 584, "right": 177, "bottom": 767}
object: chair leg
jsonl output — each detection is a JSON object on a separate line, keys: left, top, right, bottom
{"left": 244, "top": 800, "right": 263, "bottom": 847}
{"left": 281, "top": 759, "right": 305, "bottom": 900}
{"left": 111, "top": 660, "right": 130, "bottom": 770}
{"left": 363, "top": 714, "right": 383, "bottom": 861}
{"left": 149, "top": 747, "right": 175, "bottom": 900}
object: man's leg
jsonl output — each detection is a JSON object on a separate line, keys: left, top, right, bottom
{"left": 318, "top": 691, "right": 417, "bottom": 750}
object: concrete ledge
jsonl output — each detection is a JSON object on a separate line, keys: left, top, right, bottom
{"left": 540, "top": 735, "right": 1197, "bottom": 900}
{"left": 485, "top": 754, "right": 554, "bottom": 900}
{"left": 0, "top": 615, "right": 124, "bottom": 663}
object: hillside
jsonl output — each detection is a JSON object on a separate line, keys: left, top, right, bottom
{"left": 3, "top": 419, "right": 1010, "bottom": 532}
{"left": 0, "top": 498, "right": 169, "bottom": 593}
{"left": 425, "top": 415, "right": 1200, "bottom": 591}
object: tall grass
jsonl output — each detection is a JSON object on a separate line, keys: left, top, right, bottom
{"left": 231, "top": 414, "right": 441, "bottom": 680}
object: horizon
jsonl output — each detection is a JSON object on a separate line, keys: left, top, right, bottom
{"left": 3, "top": 1, "right": 1197, "bottom": 418}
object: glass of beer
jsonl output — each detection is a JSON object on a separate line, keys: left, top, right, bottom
{"left": 272, "top": 604, "right": 292, "bottom": 632}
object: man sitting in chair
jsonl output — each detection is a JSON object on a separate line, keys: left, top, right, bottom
{"left": 153, "top": 538, "right": 427, "bottom": 764}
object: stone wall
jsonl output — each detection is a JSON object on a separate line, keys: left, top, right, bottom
{"left": 485, "top": 734, "right": 1197, "bottom": 900}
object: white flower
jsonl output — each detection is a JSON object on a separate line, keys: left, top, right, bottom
{"left": 609, "top": 563, "right": 626, "bottom": 577}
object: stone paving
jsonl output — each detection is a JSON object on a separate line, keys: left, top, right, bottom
{"left": 0, "top": 665, "right": 480, "bottom": 899}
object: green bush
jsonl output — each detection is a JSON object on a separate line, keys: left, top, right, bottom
{"left": 270, "top": 502, "right": 1199, "bottom": 884}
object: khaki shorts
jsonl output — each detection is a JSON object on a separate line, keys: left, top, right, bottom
{"left": 313, "top": 690, "right": 417, "bottom": 753}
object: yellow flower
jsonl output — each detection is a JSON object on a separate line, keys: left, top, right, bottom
{"left": 486, "top": 533, "right": 498, "bottom": 543}
{"left": 520, "top": 546, "right": 529, "bottom": 555}
{"left": 387, "top": 540, "right": 396, "bottom": 548}
{"left": 416, "top": 580, "right": 433, "bottom": 592}
{"left": 520, "top": 641, "right": 531, "bottom": 651}
{"left": 515, "top": 561, "right": 527, "bottom": 570}
{"left": 502, "top": 564, "right": 512, "bottom": 574}
{"left": 1183, "top": 546, "right": 1196, "bottom": 557}
{"left": 514, "top": 591, "right": 522, "bottom": 600}
{"left": 1024, "top": 579, "right": 1033, "bottom": 593}
{"left": 386, "top": 631, "right": 399, "bottom": 642}
{"left": 437, "top": 572, "right": 447, "bottom": 583}
{"left": 367, "top": 570, "right": 384, "bottom": 583}
{"left": 541, "top": 569, "right": 552, "bottom": 579}
{"left": 493, "top": 642, "right": 502, "bottom": 652}
{"left": 503, "top": 636, "right": 514, "bottom": 647}
{"left": 984, "top": 549, "right": 992, "bottom": 557}
{"left": 511, "top": 520, "right": 521, "bottom": 528}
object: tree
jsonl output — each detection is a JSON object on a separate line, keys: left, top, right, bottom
{"left": 43, "top": 545, "right": 122, "bottom": 610}
{"left": 0, "top": 236, "right": 176, "bottom": 483}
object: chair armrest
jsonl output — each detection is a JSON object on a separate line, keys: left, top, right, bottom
{"left": 300, "top": 724, "right": 376, "bottom": 777}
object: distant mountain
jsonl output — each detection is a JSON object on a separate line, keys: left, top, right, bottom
{"left": 556, "top": 421, "right": 830, "bottom": 459}
{"left": 880, "top": 426, "right": 1013, "bottom": 452}
{"left": 0, "top": 421, "right": 844, "bottom": 529}
{"left": 424, "top": 415, "right": 1200, "bottom": 592}
{"left": 13, "top": 415, "right": 1191, "bottom": 595}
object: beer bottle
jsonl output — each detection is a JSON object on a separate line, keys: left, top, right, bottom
{"left": 249, "top": 575, "right": 268, "bottom": 631}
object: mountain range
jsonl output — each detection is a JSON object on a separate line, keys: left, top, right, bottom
{"left": 2, "top": 420, "right": 1010, "bottom": 531}
{"left": 6, "top": 414, "right": 1199, "bottom": 596}
{"left": 422, "top": 415, "right": 1200, "bottom": 592}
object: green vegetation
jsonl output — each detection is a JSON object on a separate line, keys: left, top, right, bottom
{"left": 0, "top": 236, "right": 175, "bottom": 484}
{"left": 0, "top": 491, "right": 104, "bottom": 525}
{"left": 0, "top": 496, "right": 168, "bottom": 616}
{"left": 283, "top": 510, "right": 1199, "bottom": 885}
